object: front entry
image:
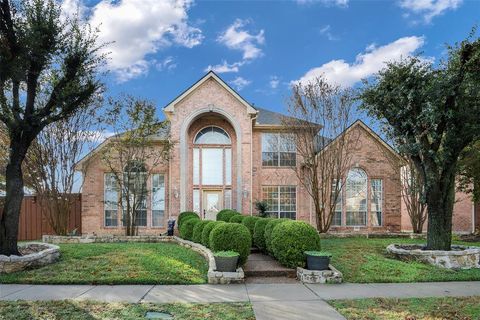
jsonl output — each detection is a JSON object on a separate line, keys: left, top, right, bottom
{"left": 203, "top": 190, "right": 223, "bottom": 220}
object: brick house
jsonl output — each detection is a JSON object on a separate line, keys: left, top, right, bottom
{"left": 76, "top": 72, "right": 478, "bottom": 235}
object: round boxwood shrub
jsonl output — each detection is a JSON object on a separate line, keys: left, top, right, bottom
{"left": 216, "top": 209, "right": 239, "bottom": 222}
{"left": 242, "top": 216, "right": 261, "bottom": 236}
{"left": 177, "top": 211, "right": 199, "bottom": 229}
{"left": 270, "top": 220, "right": 321, "bottom": 268}
{"left": 192, "top": 220, "right": 211, "bottom": 244}
{"left": 201, "top": 221, "right": 225, "bottom": 248}
{"left": 264, "top": 218, "right": 289, "bottom": 255}
{"left": 229, "top": 214, "right": 245, "bottom": 223}
{"left": 179, "top": 218, "right": 201, "bottom": 241}
{"left": 253, "top": 218, "right": 273, "bottom": 252}
{"left": 209, "top": 223, "right": 252, "bottom": 265}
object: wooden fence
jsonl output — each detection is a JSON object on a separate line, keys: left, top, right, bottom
{"left": 0, "top": 194, "right": 82, "bottom": 241}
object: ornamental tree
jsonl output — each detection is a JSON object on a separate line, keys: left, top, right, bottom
{"left": 360, "top": 33, "right": 480, "bottom": 250}
{"left": 0, "top": 0, "right": 104, "bottom": 255}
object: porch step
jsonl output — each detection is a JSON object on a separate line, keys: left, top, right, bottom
{"left": 244, "top": 253, "right": 296, "bottom": 278}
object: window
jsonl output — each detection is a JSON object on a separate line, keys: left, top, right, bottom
{"left": 193, "top": 189, "right": 200, "bottom": 213}
{"left": 261, "top": 133, "right": 296, "bottom": 167}
{"left": 194, "top": 126, "right": 231, "bottom": 144}
{"left": 104, "top": 173, "right": 118, "bottom": 227}
{"left": 371, "top": 179, "right": 383, "bottom": 226}
{"left": 122, "top": 161, "right": 147, "bottom": 227}
{"left": 152, "top": 174, "right": 165, "bottom": 227}
{"left": 201, "top": 148, "right": 223, "bottom": 185}
{"left": 193, "top": 148, "right": 200, "bottom": 185}
{"left": 331, "top": 180, "right": 342, "bottom": 226}
{"left": 345, "top": 168, "right": 368, "bottom": 226}
{"left": 224, "top": 189, "right": 232, "bottom": 209}
{"left": 262, "top": 186, "right": 296, "bottom": 219}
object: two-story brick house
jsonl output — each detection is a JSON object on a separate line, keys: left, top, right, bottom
{"left": 76, "top": 72, "right": 478, "bottom": 235}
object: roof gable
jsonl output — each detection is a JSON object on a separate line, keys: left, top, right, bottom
{"left": 163, "top": 71, "right": 257, "bottom": 115}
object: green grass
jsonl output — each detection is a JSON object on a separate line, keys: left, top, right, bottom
{"left": 0, "top": 301, "right": 255, "bottom": 320}
{"left": 330, "top": 296, "right": 480, "bottom": 320}
{"left": 322, "top": 237, "right": 480, "bottom": 283}
{"left": 0, "top": 243, "right": 208, "bottom": 285}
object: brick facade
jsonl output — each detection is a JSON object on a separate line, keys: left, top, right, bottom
{"left": 78, "top": 72, "right": 476, "bottom": 235}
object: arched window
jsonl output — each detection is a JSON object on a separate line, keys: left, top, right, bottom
{"left": 194, "top": 126, "right": 231, "bottom": 145}
{"left": 345, "top": 168, "right": 367, "bottom": 226}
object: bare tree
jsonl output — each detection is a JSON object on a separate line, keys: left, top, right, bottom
{"left": 99, "top": 96, "right": 172, "bottom": 236}
{"left": 401, "top": 160, "right": 427, "bottom": 233}
{"left": 23, "top": 106, "right": 100, "bottom": 235}
{"left": 282, "top": 77, "right": 356, "bottom": 233}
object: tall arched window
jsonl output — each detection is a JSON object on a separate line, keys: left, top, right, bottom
{"left": 345, "top": 168, "right": 367, "bottom": 226}
{"left": 194, "top": 126, "right": 231, "bottom": 144}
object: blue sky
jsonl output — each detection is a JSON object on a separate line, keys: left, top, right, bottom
{"left": 65, "top": 0, "right": 479, "bottom": 125}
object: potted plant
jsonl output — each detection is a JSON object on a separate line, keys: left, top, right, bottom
{"left": 304, "top": 251, "right": 332, "bottom": 270}
{"left": 214, "top": 251, "right": 240, "bottom": 272}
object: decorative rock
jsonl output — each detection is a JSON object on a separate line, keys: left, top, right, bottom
{"left": 297, "top": 265, "right": 343, "bottom": 284}
{"left": 42, "top": 234, "right": 244, "bottom": 284}
{"left": 0, "top": 242, "right": 60, "bottom": 274}
{"left": 387, "top": 244, "right": 480, "bottom": 270}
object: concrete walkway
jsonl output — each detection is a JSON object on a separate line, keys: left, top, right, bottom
{"left": 2, "top": 282, "right": 480, "bottom": 320}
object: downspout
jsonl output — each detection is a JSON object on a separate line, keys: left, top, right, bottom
{"left": 250, "top": 111, "right": 258, "bottom": 216}
{"left": 473, "top": 200, "right": 476, "bottom": 234}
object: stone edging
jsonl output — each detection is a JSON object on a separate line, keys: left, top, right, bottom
{"left": 387, "top": 244, "right": 480, "bottom": 270}
{"left": 0, "top": 242, "right": 60, "bottom": 274}
{"left": 297, "top": 264, "right": 343, "bottom": 284}
{"left": 42, "top": 235, "right": 244, "bottom": 284}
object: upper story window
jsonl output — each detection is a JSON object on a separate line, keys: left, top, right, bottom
{"left": 261, "top": 133, "right": 296, "bottom": 167}
{"left": 194, "top": 126, "right": 231, "bottom": 145}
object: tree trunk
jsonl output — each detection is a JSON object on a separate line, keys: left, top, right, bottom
{"left": 0, "top": 141, "right": 28, "bottom": 256}
{"left": 425, "top": 176, "right": 455, "bottom": 251}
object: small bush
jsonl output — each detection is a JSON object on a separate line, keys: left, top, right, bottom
{"left": 192, "top": 220, "right": 211, "bottom": 244}
{"left": 253, "top": 218, "right": 274, "bottom": 252}
{"left": 209, "top": 223, "right": 252, "bottom": 265}
{"left": 179, "top": 218, "right": 201, "bottom": 241}
{"left": 242, "top": 216, "right": 261, "bottom": 236}
{"left": 201, "top": 221, "right": 225, "bottom": 248}
{"left": 178, "top": 211, "right": 199, "bottom": 229}
{"left": 229, "top": 214, "right": 245, "bottom": 223}
{"left": 264, "top": 218, "right": 289, "bottom": 255}
{"left": 271, "top": 220, "right": 321, "bottom": 268}
{"left": 216, "top": 209, "right": 239, "bottom": 222}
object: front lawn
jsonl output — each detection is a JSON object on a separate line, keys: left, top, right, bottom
{"left": 0, "top": 243, "right": 208, "bottom": 285}
{"left": 0, "top": 301, "right": 255, "bottom": 320}
{"left": 330, "top": 296, "right": 480, "bottom": 320}
{"left": 322, "top": 237, "right": 480, "bottom": 283}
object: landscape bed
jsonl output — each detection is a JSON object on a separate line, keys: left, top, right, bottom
{"left": 329, "top": 296, "right": 480, "bottom": 320}
{"left": 0, "top": 242, "right": 208, "bottom": 285}
{"left": 0, "top": 301, "right": 255, "bottom": 320}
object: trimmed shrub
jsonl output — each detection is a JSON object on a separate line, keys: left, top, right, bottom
{"left": 179, "top": 218, "right": 201, "bottom": 241}
{"left": 192, "top": 220, "right": 211, "bottom": 244}
{"left": 253, "top": 218, "right": 274, "bottom": 252}
{"left": 209, "top": 223, "right": 252, "bottom": 265}
{"left": 229, "top": 214, "right": 245, "bottom": 223}
{"left": 201, "top": 221, "right": 225, "bottom": 248}
{"left": 178, "top": 211, "right": 199, "bottom": 229}
{"left": 242, "top": 216, "right": 261, "bottom": 236}
{"left": 264, "top": 218, "right": 289, "bottom": 255}
{"left": 216, "top": 209, "right": 239, "bottom": 222}
{"left": 271, "top": 220, "right": 321, "bottom": 268}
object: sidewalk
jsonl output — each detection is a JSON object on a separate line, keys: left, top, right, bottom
{"left": 2, "top": 282, "right": 480, "bottom": 320}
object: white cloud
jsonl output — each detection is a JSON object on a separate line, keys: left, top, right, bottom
{"left": 62, "top": 0, "right": 202, "bottom": 82}
{"left": 297, "top": 0, "right": 348, "bottom": 7}
{"left": 230, "top": 77, "right": 251, "bottom": 91}
{"left": 269, "top": 76, "right": 280, "bottom": 89}
{"left": 204, "top": 60, "right": 244, "bottom": 73}
{"left": 217, "top": 19, "right": 265, "bottom": 60}
{"left": 293, "top": 36, "right": 425, "bottom": 87}
{"left": 399, "top": 0, "right": 462, "bottom": 23}
{"left": 156, "top": 56, "right": 177, "bottom": 72}
{"left": 319, "top": 25, "right": 339, "bottom": 41}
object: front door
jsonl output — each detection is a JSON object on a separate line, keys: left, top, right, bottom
{"left": 203, "top": 190, "right": 223, "bottom": 220}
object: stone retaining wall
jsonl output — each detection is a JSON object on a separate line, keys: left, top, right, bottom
{"left": 0, "top": 242, "right": 60, "bottom": 274}
{"left": 297, "top": 265, "right": 343, "bottom": 284}
{"left": 42, "top": 235, "right": 244, "bottom": 284}
{"left": 387, "top": 244, "right": 480, "bottom": 269}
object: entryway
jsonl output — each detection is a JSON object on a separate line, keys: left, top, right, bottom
{"left": 203, "top": 190, "right": 223, "bottom": 220}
